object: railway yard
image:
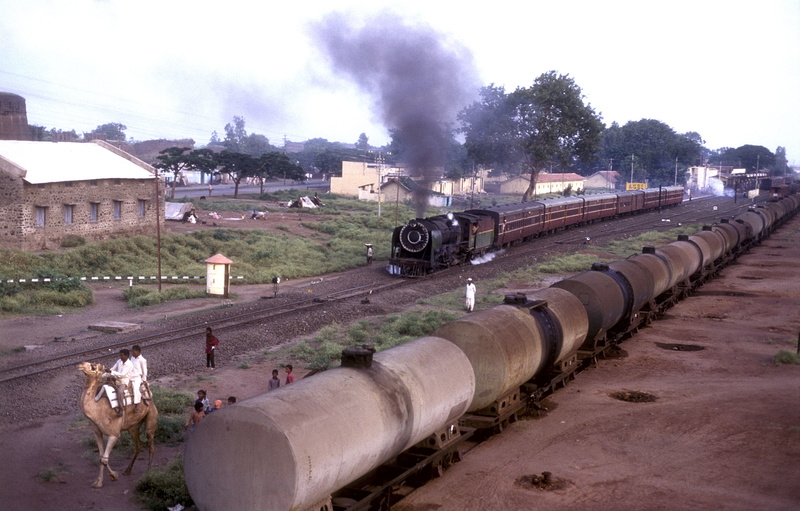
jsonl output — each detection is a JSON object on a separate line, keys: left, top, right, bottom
{"left": 0, "top": 194, "right": 798, "bottom": 510}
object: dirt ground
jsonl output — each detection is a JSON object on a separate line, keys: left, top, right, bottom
{"left": 1, "top": 214, "right": 799, "bottom": 511}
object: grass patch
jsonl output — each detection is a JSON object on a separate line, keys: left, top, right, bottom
{"left": 135, "top": 455, "right": 193, "bottom": 511}
{"left": 773, "top": 350, "right": 800, "bottom": 365}
{"left": 533, "top": 253, "right": 616, "bottom": 274}
{"left": 604, "top": 225, "right": 701, "bottom": 256}
{"left": 287, "top": 309, "right": 459, "bottom": 371}
{"left": 38, "top": 462, "right": 70, "bottom": 483}
{"left": 123, "top": 286, "right": 208, "bottom": 308}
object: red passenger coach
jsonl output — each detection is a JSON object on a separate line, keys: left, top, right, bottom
{"left": 539, "top": 196, "right": 585, "bottom": 231}
{"left": 583, "top": 193, "right": 619, "bottom": 221}
{"left": 643, "top": 186, "right": 683, "bottom": 209}
{"left": 616, "top": 190, "right": 645, "bottom": 214}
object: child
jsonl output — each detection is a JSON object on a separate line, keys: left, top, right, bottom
{"left": 195, "top": 390, "right": 210, "bottom": 412}
{"left": 185, "top": 402, "right": 205, "bottom": 433}
{"left": 284, "top": 364, "right": 295, "bottom": 385}
{"left": 268, "top": 369, "right": 281, "bottom": 391}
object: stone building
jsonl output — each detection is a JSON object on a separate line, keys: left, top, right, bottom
{"left": 0, "top": 92, "right": 30, "bottom": 141}
{"left": 584, "top": 170, "right": 621, "bottom": 190}
{"left": 0, "top": 140, "right": 163, "bottom": 250}
{"left": 495, "top": 172, "right": 585, "bottom": 195}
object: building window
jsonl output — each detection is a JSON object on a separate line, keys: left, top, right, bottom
{"left": 35, "top": 206, "right": 47, "bottom": 227}
{"left": 114, "top": 179, "right": 121, "bottom": 185}
{"left": 113, "top": 200, "right": 122, "bottom": 220}
{"left": 90, "top": 180, "right": 98, "bottom": 187}
{"left": 64, "top": 204, "right": 74, "bottom": 224}
{"left": 65, "top": 181, "right": 73, "bottom": 188}
{"left": 90, "top": 202, "right": 99, "bottom": 223}
{"left": 138, "top": 199, "right": 146, "bottom": 217}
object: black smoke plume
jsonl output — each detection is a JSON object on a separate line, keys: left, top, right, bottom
{"left": 312, "top": 11, "right": 480, "bottom": 216}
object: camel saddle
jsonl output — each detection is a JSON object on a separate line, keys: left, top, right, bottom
{"left": 95, "top": 379, "right": 152, "bottom": 409}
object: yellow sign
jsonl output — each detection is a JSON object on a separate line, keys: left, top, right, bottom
{"left": 626, "top": 182, "right": 647, "bottom": 190}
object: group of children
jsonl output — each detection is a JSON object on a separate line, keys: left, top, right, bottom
{"left": 268, "top": 364, "right": 294, "bottom": 390}
{"left": 185, "top": 390, "right": 237, "bottom": 432}
{"left": 185, "top": 364, "right": 295, "bottom": 433}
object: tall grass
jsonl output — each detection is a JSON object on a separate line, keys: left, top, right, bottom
{"left": 287, "top": 309, "right": 459, "bottom": 370}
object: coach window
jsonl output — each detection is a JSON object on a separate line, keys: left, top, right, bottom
{"left": 113, "top": 200, "right": 122, "bottom": 220}
{"left": 64, "top": 204, "right": 75, "bottom": 225}
{"left": 35, "top": 206, "right": 47, "bottom": 227}
{"left": 90, "top": 202, "right": 100, "bottom": 223}
{"left": 137, "top": 199, "right": 146, "bottom": 217}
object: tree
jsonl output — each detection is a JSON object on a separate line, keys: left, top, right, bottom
{"left": 215, "top": 151, "right": 260, "bottom": 198}
{"left": 251, "top": 152, "right": 305, "bottom": 193}
{"left": 598, "top": 120, "right": 704, "bottom": 186}
{"left": 460, "top": 72, "right": 604, "bottom": 201}
{"left": 91, "top": 122, "right": 127, "bottom": 142}
{"left": 154, "top": 147, "right": 217, "bottom": 198}
{"left": 355, "top": 133, "right": 370, "bottom": 151}
{"left": 709, "top": 145, "right": 774, "bottom": 172}
{"left": 222, "top": 116, "right": 274, "bottom": 156}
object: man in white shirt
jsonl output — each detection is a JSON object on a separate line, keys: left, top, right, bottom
{"left": 130, "top": 345, "right": 148, "bottom": 412}
{"left": 105, "top": 349, "right": 133, "bottom": 416}
{"left": 465, "top": 278, "right": 476, "bottom": 312}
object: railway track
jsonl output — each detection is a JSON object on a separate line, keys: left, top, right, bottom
{"left": 0, "top": 278, "right": 409, "bottom": 384}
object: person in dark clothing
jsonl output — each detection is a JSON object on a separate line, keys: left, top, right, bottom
{"left": 205, "top": 327, "right": 220, "bottom": 369}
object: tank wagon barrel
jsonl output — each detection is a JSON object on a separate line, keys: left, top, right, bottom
{"left": 184, "top": 193, "right": 800, "bottom": 511}
{"left": 184, "top": 337, "right": 475, "bottom": 511}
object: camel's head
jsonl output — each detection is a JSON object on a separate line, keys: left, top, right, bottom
{"left": 77, "top": 361, "right": 106, "bottom": 379}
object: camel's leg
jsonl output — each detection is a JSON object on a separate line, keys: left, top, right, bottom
{"left": 90, "top": 425, "right": 106, "bottom": 489}
{"left": 100, "top": 434, "right": 121, "bottom": 483}
{"left": 145, "top": 407, "right": 158, "bottom": 471}
{"left": 123, "top": 424, "right": 143, "bottom": 476}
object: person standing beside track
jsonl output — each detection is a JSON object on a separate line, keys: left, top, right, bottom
{"left": 465, "top": 278, "right": 476, "bottom": 312}
{"left": 205, "top": 327, "right": 220, "bottom": 370}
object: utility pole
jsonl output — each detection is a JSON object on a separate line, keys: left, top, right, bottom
{"left": 630, "top": 154, "right": 635, "bottom": 185}
{"left": 674, "top": 157, "right": 678, "bottom": 186}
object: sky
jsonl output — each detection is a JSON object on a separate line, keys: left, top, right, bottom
{"left": 2, "top": 0, "right": 799, "bottom": 166}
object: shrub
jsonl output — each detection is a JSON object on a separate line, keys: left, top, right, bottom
{"left": 773, "top": 350, "right": 800, "bottom": 365}
{"left": 135, "top": 456, "right": 193, "bottom": 511}
{"left": 60, "top": 234, "right": 86, "bottom": 248}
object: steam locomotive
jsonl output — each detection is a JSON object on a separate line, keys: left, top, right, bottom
{"left": 183, "top": 192, "right": 800, "bottom": 511}
{"left": 389, "top": 186, "right": 685, "bottom": 276}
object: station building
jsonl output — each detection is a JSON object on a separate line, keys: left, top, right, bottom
{"left": 0, "top": 140, "right": 164, "bottom": 250}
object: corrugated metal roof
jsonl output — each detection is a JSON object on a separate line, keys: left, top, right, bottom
{"left": 0, "top": 140, "right": 154, "bottom": 184}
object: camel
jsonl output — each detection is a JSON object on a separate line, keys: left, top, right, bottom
{"left": 77, "top": 361, "right": 158, "bottom": 488}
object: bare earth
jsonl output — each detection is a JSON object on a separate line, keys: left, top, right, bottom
{"left": 1, "top": 214, "right": 799, "bottom": 511}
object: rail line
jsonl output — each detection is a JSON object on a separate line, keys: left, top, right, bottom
{"left": 0, "top": 278, "right": 405, "bottom": 384}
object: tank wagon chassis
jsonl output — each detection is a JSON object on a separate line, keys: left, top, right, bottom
{"left": 182, "top": 194, "right": 800, "bottom": 511}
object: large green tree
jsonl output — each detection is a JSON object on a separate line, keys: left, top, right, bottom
{"left": 708, "top": 145, "right": 775, "bottom": 173}
{"left": 222, "top": 116, "right": 274, "bottom": 156}
{"left": 215, "top": 151, "right": 258, "bottom": 198}
{"left": 460, "top": 72, "right": 604, "bottom": 201}
{"left": 154, "top": 147, "right": 217, "bottom": 198}
{"left": 599, "top": 120, "right": 704, "bottom": 186}
{"left": 91, "top": 122, "right": 127, "bottom": 142}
